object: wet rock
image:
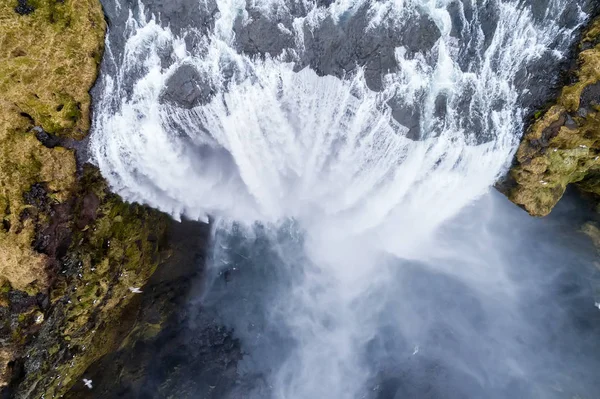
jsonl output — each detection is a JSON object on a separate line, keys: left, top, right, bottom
{"left": 558, "top": 1, "right": 588, "bottom": 29}
{"left": 23, "top": 183, "right": 51, "bottom": 214}
{"left": 389, "top": 97, "right": 422, "bottom": 141}
{"left": 478, "top": 1, "right": 500, "bottom": 51}
{"left": 14, "top": 0, "right": 34, "bottom": 15}
{"left": 136, "top": 0, "right": 217, "bottom": 35}
{"left": 160, "top": 64, "right": 214, "bottom": 109}
{"left": 8, "top": 292, "right": 36, "bottom": 314}
{"left": 296, "top": 5, "right": 440, "bottom": 92}
{"left": 35, "top": 293, "right": 49, "bottom": 311}
{"left": 434, "top": 94, "right": 449, "bottom": 120}
{"left": 33, "top": 126, "right": 61, "bottom": 149}
{"left": 579, "top": 82, "right": 600, "bottom": 109}
{"left": 233, "top": 10, "right": 295, "bottom": 57}
{"left": 529, "top": 110, "right": 566, "bottom": 148}
{"left": 501, "top": 16, "right": 600, "bottom": 216}
{"left": 62, "top": 220, "right": 228, "bottom": 399}
{"left": 565, "top": 115, "right": 578, "bottom": 129}
{"left": 76, "top": 192, "right": 100, "bottom": 230}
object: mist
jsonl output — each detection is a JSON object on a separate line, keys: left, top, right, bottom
{"left": 88, "top": 0, "right": 600, "bottom": 397}
{"left": 194, "top": 190, "right": 600, "bottom": 399}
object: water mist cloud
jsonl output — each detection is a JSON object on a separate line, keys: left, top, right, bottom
{"left": 201, "top": 192, "right": 600, "bottom": 399}
{"left": 90, "top": 0, "right": 600, "bottom": 398}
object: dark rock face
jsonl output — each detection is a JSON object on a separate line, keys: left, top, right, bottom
{"left": 518, "top": 0, "right": 600, "bottom": 117}
{"left": 67, "top": 312, "right": 242, "bottom": 398}
{"left": 98, "top": 0, "right": 600, "bottom": 144}
{"left": 63, "top": 220, "right": 243, "bottom": 399}
{"left": 139, "top": 0, "right": 218, "bottom": 35}
{"left": 33, "top": 126, "right": 61, "bottom": 149}
{"left": 14, "top": 0, "right": 34, "bottom": 15}
{"left": 160, "top": 64, "right": 215, "bottom": 109}
{"left": 296, "top": 5, "right": 439, "bottom": 92}
{"left": 580, "top": 82, "right": 600, "bottom": 109}
{"left": 233, "top": 9, "right": 296, "bottom": 58}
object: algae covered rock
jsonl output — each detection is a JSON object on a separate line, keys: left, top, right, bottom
{"left": 0, "top": 1, "right": 182, "bottom": 396}
{"left": 505, "top": 17, "right": 600, "bottom": 216}
{"left": 0, "top": 0, "right": 105, "bottom": 295}
{"left": 7, "top": 165, "right": 171, "bottom": 398}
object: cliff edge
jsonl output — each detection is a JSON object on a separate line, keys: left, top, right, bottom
{"left": 504, "top": 17, "right": 600, "bottom": 216}
{"left": 0, "top": 1, "right": 185, "bottom": 397}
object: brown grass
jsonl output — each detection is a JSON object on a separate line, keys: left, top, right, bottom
{"left": 0, "top": 0, "right": 105, "bottom": 291}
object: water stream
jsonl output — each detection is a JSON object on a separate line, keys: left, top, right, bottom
{"left": 90, "top": 0, "right": 600, "bottom": 397}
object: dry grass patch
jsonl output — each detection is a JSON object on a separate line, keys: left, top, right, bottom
{"left": 0, "top": 0, "right": 105, "bottom": 291}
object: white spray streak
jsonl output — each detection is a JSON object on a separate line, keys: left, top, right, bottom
{"left": 90, "top": 0, "right": 588, "bottom": 397}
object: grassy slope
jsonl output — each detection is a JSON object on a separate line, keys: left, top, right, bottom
{"left": 0, "top": 1, "right": 172, "bottom": 396}
{"left": 0, "top": 0, "right": 104, "bottom": 292}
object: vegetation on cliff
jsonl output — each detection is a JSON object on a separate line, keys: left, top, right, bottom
{"left": 0, "top": 0, "right": 104, "bottom": 295}
{"left": 0, "top": 1, "right": 173, "bottom": 396}
{"left": 11, "top": 166, "right": 170, "bottom": 398}
{"left": 506, "top": 17, "right": 600, "bottom": 217}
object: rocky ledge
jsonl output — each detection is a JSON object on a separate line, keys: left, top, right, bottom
{"left": 0, "top": 1, "right": 208, "bottom": 397}
{"left": 503, "top": 16, "right": 600, "bottom": 217}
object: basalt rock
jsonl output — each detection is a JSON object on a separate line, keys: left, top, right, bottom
{"left": 502, "top": 16, "right": 600, "bottom": 217}
{"left": 160, "top": 64, "right": 215, "bottom": 109}
{"left": 62, "top": 220, "right": 240, "bottom": 399}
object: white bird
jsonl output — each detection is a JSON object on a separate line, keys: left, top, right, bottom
{"left": 595, "top": 302, "right": 600, "bottom": 311}
{"left": 412, "top": 346, "right": 419, "bottom": 355}
{"left": 129, "top": 287, "right": 142, "bottom": 294}
{"left": 83, "top": 378, "right": 93, "bottom": 389}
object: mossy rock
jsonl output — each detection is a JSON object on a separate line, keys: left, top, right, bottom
{"left": 0, "top": 0, "right": 106, "bottom": 389}
{"left": 506, "top": 17, "right": 600, "bottom": 216}
{"left": 0, "top": 1, "right": 180, "bottom": 396}
{"left": 0, "top": 0, "right": 105, "bottom": 293}
{"left": 4, "top": 164, "right": 172, "bottom": 398}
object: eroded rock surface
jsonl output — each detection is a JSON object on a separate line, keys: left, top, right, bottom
{"left": 0, "top": 0, "right": 105, "bottom": 391}
{"left": 0, "top": 1, "right": 199, "bottom": 397}
{"left": 503, "top": 17, "right": 600, "bottom": 217}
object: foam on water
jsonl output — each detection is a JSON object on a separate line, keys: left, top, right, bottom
{"left": 90, "top": 0, "right": 594, "bottom": 397}
{"left": 92, "top": 0, "right": 583, "bottom": 230}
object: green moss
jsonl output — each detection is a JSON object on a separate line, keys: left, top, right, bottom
{"left": 0, "top": 280, "right": 10, "bottom": 294}
{"left": 506, "top": 18, "right": 600, "bottom": 216}
{"left": 0, "top": 0, "right": 176, "bottom": 395}
{"left": 48, "top": 344, "right": 59, "bottom": 356}
{"left": 582, "top": 18, "right": 600, "bottom": 45}
{"left": 14, "top": 165, "right": 171, "bottom": 398}
{"left": 0, "top": 0, "right": 105, "bottom": 292}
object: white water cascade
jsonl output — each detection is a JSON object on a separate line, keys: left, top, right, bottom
{"left": 90, "top": 0, "right": 597, "bottom": 398}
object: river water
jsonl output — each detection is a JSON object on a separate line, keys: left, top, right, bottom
{"left": 90, "top": 0, "right": 600, "bottom": 397}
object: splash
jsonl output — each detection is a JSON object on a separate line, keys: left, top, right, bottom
{"left": 90, "top": 0, "right": 594, "bottom": 397}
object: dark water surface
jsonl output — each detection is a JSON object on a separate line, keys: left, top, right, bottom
{"left": 194, "top": 191, "right": 600, "bottom": 399}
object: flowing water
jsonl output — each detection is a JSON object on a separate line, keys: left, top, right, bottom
{"left": 91, "top": 0, "right": 600, "bottom": 397}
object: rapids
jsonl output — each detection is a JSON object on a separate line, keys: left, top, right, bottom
{"left": 89, "top": 0, "right": 600, "bottom": 398}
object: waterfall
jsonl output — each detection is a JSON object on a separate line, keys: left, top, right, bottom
{"left": 92, "top": 0, "right": 585, "bottom": 231}
{"left": 90, "top": 0, "right": 599, "bottom": 398}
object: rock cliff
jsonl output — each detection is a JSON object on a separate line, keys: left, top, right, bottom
{"left": 0, "top": 1, "right": 200, "bottom": 397}
{"left": 504, "top": 17, "right": 600, "bottom": 216}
